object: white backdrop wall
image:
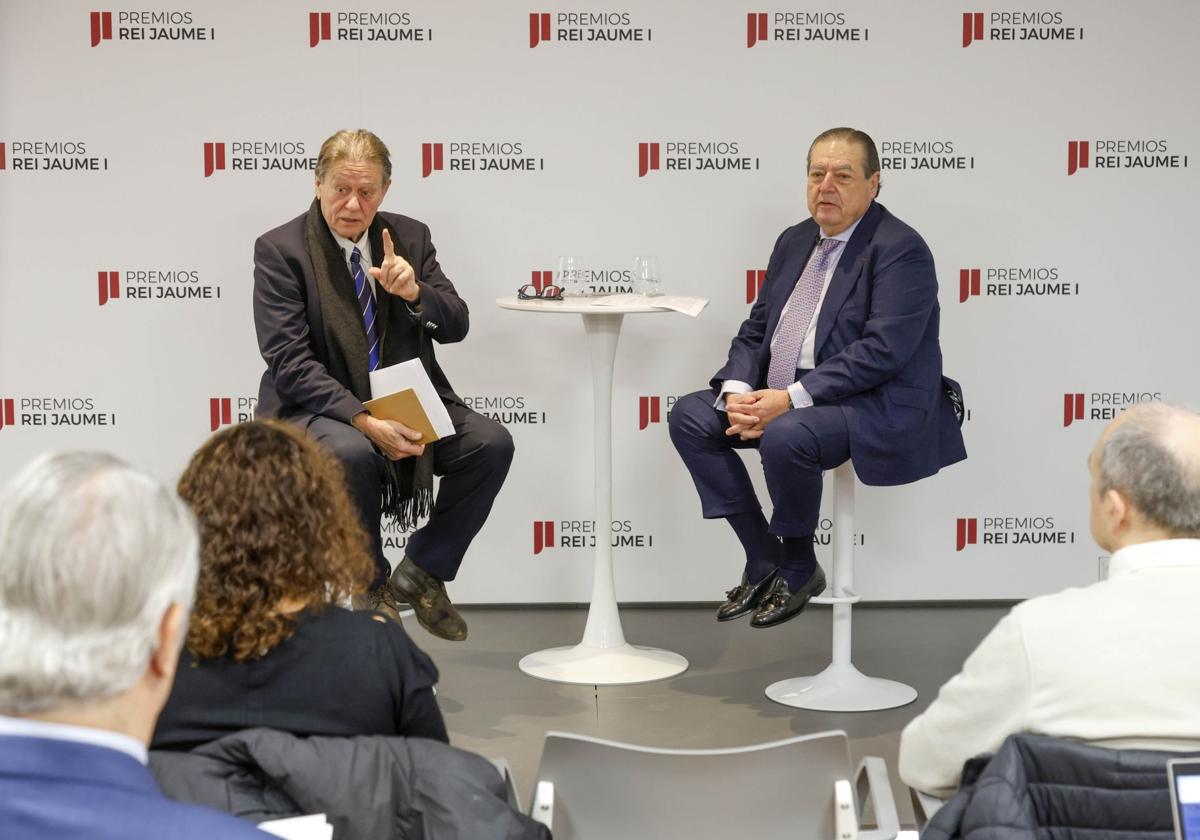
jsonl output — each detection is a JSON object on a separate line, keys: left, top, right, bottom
{"left": 1, "top": 1, "right": 1196, "bottom": 604}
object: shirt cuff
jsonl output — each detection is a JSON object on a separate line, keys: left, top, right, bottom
{"left": 714, "top": 380, "right": 752, "bottom": 412}
{"left": 787, "top": 381, "right": 813, "bottom": 409}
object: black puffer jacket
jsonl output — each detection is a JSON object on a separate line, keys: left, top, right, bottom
{"left": 150, "top": 728, "right": 550, "bottom": 840}
{"left": 923, "top": 733, "right": 1198, "bottom": 840}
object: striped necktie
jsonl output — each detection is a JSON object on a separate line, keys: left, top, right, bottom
{"left": 766, "top": 238, "right": 841, "bottom": 389}
{"left": 351, "top": 247, "right": 380, "bottom": 371}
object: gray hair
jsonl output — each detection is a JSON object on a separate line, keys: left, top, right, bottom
{"left": 0, "top": 452, "right": 198, "bottom": 713}
{"left": 315, "top": 129, "right": 392, "bottom": 183}
{"left": 1097, "top": 403, "right": 1200, "bottom": 538}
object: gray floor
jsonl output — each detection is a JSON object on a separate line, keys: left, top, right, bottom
{"left": 418, "top": 602, "right": 1010, "bottom": 827}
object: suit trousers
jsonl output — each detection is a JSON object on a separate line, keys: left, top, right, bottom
{"left": 307, "top": 401, "right": 514, "bottom": 585}
{"left": 668, "top": 390, "right": 849, "bottom": 538}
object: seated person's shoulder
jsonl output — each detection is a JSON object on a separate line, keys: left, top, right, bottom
{"left": 1010, "top": 579, "right": 1111, "bottom": 627}
{"left": 138, "top": 798, "right": 271, "bottom": 838}
{"left": 317, "top": 606, "right": 433, "bottom": 664}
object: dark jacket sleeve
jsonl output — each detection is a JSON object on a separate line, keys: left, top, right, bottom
{"left": 711, "top": 226, "right": 791, "bottom": 389}
{"left": 252, "top": 232, "right": 364, "bottom": 423}
{"left": 403, "top": 220, "right": 469, "bottom": 345}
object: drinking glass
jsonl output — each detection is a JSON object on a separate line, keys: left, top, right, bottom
{"left": 557, "top": 256, "right": 589, "bottom": 297}
{"left": 632, "top": 255, "right": 662, "bottom": 297}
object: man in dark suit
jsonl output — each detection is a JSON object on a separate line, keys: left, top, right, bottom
{"left": 0, "top": 452, "right": 268, "bottom": 839}
{"left": 253, "top": 129, "right": 513, "bottom": 641}
{"left": 669, "top": 127, "right": 966, "bottom": 628}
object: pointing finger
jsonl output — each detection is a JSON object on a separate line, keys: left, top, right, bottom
{"left": 382, "top": 228, "right": 396, "bottom": 259}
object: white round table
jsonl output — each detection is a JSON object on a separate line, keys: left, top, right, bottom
{"left": 497, "top": 296, "right": 690, "bottom": 685}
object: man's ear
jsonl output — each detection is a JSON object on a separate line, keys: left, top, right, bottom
{"left": 1102, "top": 488, "right": 1129, "bottom": 536}
{"left": 150, "top": 603, "right": 187, "bottom": 684}
{"left": 314, "top": 175, "right": 322, "bottom": 197}
{"left": 379, "top": 178, "right": 392, "bottom": 202}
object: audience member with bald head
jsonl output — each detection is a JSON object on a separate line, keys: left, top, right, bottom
{"left": 900, "top": 403, "right": 1200, "bottom": 798}
{"left": 0, "top": 452, "right": 268, "bottom": 838}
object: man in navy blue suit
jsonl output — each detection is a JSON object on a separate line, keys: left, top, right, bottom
{"left": 0, "top": 452, "right": 268, "bottom": 839}
{"left": 670, "top": 127, "right": 966, "bottom": 628}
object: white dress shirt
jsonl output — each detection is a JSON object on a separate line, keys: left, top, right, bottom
{"left": 0, "top": 713, "right": 148, "bottom": 764}
{"left": 898, "top": 538, "right": 1200, "bottom": 799}
{"left": 330, "top": 228, "right": 376, "bottom": 295}
{"left": 720, "top": 214, "right": 864, "bottom": 410}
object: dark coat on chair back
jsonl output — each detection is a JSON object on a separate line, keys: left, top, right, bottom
{"left": 150, "top": 728, "right": 550, "bottom": 840}
{"left": 922, "top": 733, "right": 1198, "bottom": 840}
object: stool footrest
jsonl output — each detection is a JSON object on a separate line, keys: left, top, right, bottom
{"left": 811, "top": 587, "right": 861, "bottom": 606}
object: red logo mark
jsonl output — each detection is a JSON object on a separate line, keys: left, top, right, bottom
{"left": 421, "top": 142, "right": 444, "bottom": 178}
{"left": 309, "top": 12, "right": 331, "bottom": 47}
{"left": 745, "top": 269, "right": 766, "bottom": 304}
{"left": 638, "top": 396, "right": 662, "bottom": 430}
{"left": 955, "top": 517, "right": 978, "bottom": 551}
{"left": 90, "top": 11, "right": 113, "bottom": 47}
{"left": 1063, "top": 393, "right": 1085, "bottom": 427}
{"left": 746, "top": 12, "right": 768, "bottom": 48}
{"left": 533, "top": 520, "right": 555, "bottom": 554}
{"left": 961, "top": 12, "right": 984, "bottom": 48}
{"left": 1067, "top": 140, "right": 1090, "bottom": 176}
{"left": 638, "top": 142, "right": 660, "bottom": 177}
{"left": 0, "top": 399, "right": 14, "bottom": 432}
{"left": 97, "top": 270, "right": 120, "bottom": 306}
{"left": 209, "top": 397, "right": 232, "bottom": 432}
{"left": 529, "top": 12, "right": 551, "bottom": 48}
{"left": 530, "top": 270, "right": 555, "bottom": 292}
{"left": 958, "top": 268, "right": 981, "bottom": 303}
{"left": 203, "top": 142, "right": 226, "bottom": 178}
{"left": 0, "top": 143, "right": 6, "bottom": 170}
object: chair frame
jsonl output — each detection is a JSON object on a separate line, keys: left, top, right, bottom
{"left": 766, "top": 462, "right": 919, "bottom": 712}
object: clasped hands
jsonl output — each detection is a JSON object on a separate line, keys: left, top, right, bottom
{"left": 369, "top": 229, "right": 419, "bottom": 303}
{"left": 725, "top": 389, "right": 792, "bottom": 440}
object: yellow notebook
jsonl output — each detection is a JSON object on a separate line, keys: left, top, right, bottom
{"left": 362, "top": 388, "right": 441, "bottom": 445}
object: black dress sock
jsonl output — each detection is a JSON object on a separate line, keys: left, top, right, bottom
{"left": 777, "top": 535, "right": 817, "bottom": 589}
{"left": 726, "top": 510, "right": 780, "bottom": 584}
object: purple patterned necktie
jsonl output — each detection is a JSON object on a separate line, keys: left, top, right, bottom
{"left": 766, "top": 238, "right": 841, "bottom": 389}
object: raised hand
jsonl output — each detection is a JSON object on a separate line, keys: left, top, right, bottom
{"left": 370, "top": 228, "right": 419, "bottom": 302}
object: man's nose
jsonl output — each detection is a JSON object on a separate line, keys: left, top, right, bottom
{"left": 345, "top": 194, "right": 361, "bottom": 210}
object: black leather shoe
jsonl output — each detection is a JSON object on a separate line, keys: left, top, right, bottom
{"left": 388, "top": 556, "right": 468, "bottom": 641}
{"left": 716, "top": 569, "right": 778, "bottom": 622}
{"left": 749, "top": 566, "right": 827, "bottom": 628}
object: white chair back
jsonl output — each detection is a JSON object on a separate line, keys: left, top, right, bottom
{"left": 530, "top": 728, "right": 889, "bottom": 839}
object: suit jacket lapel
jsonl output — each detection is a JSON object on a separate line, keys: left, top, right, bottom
{"left": 765, "top": 222, "right": 819, "bottom": 341}
{"left": 813, "top": 201, "right": 882, "bottom": 356}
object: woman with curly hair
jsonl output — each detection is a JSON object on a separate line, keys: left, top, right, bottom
{"left": 152, "top": 420, "right": 447, "bottom": 749}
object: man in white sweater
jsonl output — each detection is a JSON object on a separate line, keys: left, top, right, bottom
{"left": 899, "top": 402, "right": 1200, "bottom": 799}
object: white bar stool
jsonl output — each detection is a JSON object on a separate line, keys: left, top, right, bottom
{"left": 765, "top": 461, "right": 918, "bottom": 712}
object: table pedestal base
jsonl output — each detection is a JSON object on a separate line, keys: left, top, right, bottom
{"left": 519, "top": 643, "right": 688, "bottom": 685}
{"left": 765, "top": 663, "right": 917, "bottom": 712}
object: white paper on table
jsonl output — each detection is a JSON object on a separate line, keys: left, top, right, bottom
{"left": 257, "top": 814, "right": 334, "bottom": 840}
{"left": 591, "top": 293, "right": 708, "bottom": 317}
{"left": 368, "top": 358, "right": 455, "bottom": 439}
